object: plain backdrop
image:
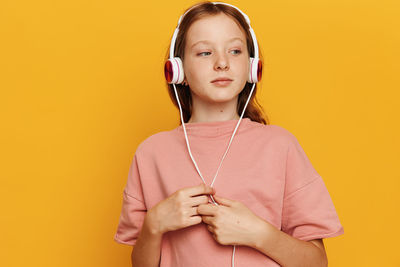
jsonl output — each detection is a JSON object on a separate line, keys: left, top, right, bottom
{"left": 0, "top": 0, "right": 399, "bottom": 266}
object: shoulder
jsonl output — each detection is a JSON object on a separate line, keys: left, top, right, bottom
{"left": 135, "top": 128, "right": 177, "bottom": 157}
{"left": 248, "top": 121, "right": 298, "bottom": 147}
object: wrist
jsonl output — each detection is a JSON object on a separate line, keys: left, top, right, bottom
{"left": 251, "top": 217, "right": 271, "bottom": 249}
{"left": 145, "top": 208, "right": 164, "bottom": 236}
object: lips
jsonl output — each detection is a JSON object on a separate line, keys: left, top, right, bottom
{"left": 211, "top": 78, "right": 233, "bottom": 87}
{"left": 211, "top": 77, "right": 233, "bottom": 83}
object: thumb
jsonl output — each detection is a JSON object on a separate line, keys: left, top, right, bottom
{"left": 213, "top": 195, "right": 234, "bottom": 207}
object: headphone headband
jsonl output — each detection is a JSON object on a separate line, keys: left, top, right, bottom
{"left": 169, "top": 2, "right": 258, "bottom": 60}
{"left": 165, "top": 1, "right": 262, "bottom": 84}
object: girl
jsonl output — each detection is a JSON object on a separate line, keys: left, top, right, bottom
{"left": 114, "top": 2, "right": 344, "bottom": 267}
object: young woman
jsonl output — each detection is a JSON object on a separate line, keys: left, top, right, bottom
{"left": 114, "top": 2, "right": 344, "bottom": 267}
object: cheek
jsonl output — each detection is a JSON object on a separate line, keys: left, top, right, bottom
{"left": 239, "top": 58, "right": 250, "bottom": 75}
{"left": 184, "top": 60, "right": 209, "bottom": 81}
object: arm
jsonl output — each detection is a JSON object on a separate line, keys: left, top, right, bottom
{"left": 197, "top": 195, "right": 328, "bottom": 267}
{"left": 252, "top": 219, "right": 328, "bottom": 267}
{"left": 130, "top": 210, "right": 163, "bottom": 267}
{"left": 129, "top": 184, "right": 215, "bottom": 266}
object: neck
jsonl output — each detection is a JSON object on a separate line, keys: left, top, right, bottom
{"left": 188, "top": 113, "right": 240, "bottom": 124}
{"left": 188, "top": 96, "right": 240, "bottom": 123}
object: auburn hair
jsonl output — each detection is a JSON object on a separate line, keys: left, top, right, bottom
{"left": 164, "top": 1, "right": 269, "bottom": 125}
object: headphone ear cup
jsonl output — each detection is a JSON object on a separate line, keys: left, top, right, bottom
{"left": 248, "top": 57, "right": 262, "bottom": 83}
{"left": 164, "top": 57, "right": 184, "bottom": 84}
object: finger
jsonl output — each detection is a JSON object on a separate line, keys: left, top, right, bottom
{"left": 201, "top": 215, "right": 214, "bottom": 225}
{"left": 197, "top": 204, "right": 217, "bottom": 216}
{"left": 190, "top": 195, "right": 210, "bottom": 207}
{"left": 206, "top": 224, "right": 215, "bottom": 233}
{"left": 213, "top": 195, "right": 234, "bottom": 207}
{"left": 187, "top": 183, "right": 215, "bottom": 197}
{"left": 211, "top": 233, "right": 218, "bottom": 241}
{"left": 188, "top": 207, "right": 198, "bottom": 216}
{"left": 187, "top": 215, "right": 202, "bottom": 226}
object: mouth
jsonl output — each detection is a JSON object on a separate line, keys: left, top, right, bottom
{"left": 211, "top": 77, "right": 233, "bottom": 87}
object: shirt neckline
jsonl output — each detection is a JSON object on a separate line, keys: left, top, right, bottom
{"left": 174, "top": 117, "right": 252, "bottom": 138}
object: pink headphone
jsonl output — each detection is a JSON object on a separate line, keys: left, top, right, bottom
{"left": 164, "top": 1, "right": 262, "bottom": 85}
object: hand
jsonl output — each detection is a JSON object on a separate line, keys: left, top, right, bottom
{"left": 147, "top": 183, "right": 215, "bottom": 235}
{"left": 197, "top": 194, "right": 265, "bottom": 247}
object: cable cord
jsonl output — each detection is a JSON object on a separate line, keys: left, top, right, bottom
{"left": 173, "top": 82, "right": 256, "bottom": 267}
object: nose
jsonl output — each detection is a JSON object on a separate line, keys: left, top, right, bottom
{"left": 213, "top": 52, "right": 229, "bottom": 71}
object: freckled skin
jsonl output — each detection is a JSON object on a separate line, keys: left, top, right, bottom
{"left": 182, "top": 13, "right": 250, "bottom": 123}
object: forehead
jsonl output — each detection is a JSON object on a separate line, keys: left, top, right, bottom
{"left": 186, "top": 13, "right": 246, "bottom": 46}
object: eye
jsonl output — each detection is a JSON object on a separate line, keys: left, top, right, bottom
{"left": 197, "top": 52, "right": 211, "bottom": 56}
{"left": 231, "top": 49, "right": 242, "bottom": 55}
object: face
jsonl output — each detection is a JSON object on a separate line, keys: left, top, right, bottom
{"left": 183, "top": 13, "right": 249, "bottom": 104}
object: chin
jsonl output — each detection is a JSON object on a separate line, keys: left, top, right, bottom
{"left": 211, "top": 87, "right": 241, "bottom": 100}
{"left": 192, "top": 85, "right": 240, "bottom": 104}
{"left": 206, "top": 93, "right": 238, "bottom": 104}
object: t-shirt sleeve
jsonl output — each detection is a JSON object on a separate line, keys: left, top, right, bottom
{"left": 114, "top": 153, "right": 147, "bottom": 246}
{"left": 281, "top": 132, "right": 344, "bottom": 241}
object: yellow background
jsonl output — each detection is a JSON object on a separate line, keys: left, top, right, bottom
{"left": 1, "top": 0, "right": 399, "bottom": 266}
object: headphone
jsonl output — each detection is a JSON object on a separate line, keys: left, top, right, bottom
{"left": 164, "top": 1, "right": 262, "bottom": 84}
{"left": 164, "top": 2, "right": 262, "bottom": 267}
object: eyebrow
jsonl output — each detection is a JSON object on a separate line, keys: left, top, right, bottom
{"left": 190, "top": 37, "right": 244, "bottom": 49}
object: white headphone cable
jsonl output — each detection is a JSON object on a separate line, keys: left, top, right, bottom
{"left": 173, "top": 82, "right": 256, "bottom": 267}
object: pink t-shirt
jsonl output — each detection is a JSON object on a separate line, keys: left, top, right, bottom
{"left": 114, "top": 118, "right": 344, "bottom": 266}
